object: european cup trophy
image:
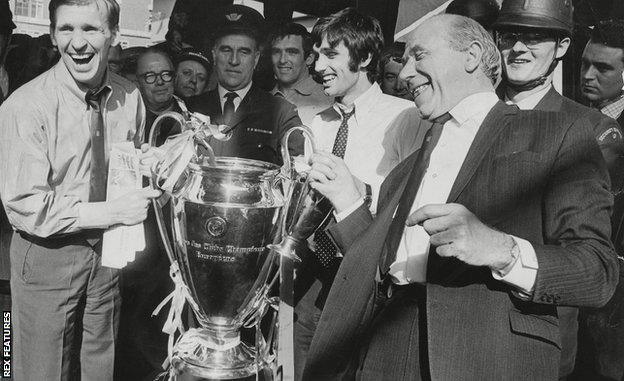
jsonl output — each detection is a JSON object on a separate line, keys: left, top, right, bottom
{"left": 148, "top": 110, "right": 324, "bottom": 380}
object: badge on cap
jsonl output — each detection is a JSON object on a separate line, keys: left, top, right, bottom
{"left": 226, "top": 13, "right": 242, "bottom": 22}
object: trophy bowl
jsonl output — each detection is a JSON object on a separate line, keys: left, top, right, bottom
{"left": 148, "top": 113, "right": 321, "bottom": 380}
{"left": 167, "top": 156, "right": 284, "bottom": 380}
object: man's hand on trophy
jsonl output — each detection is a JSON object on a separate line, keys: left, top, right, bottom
{"left": 107, "top": 187, "right": 162, "bottom": 226}
{"left": 308, "top": 152, "right": 364, "bottom": 213}
{"left": 139, "top": 143, "right": 167, "bottom": 178}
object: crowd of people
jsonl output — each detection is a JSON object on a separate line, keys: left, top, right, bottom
{"left": 0, "top": 0, "right": 623, "bottom": 380}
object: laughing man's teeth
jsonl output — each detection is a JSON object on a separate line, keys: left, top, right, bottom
{"left": 323, "top": 74, "right": 336, "bottom": 83}
{"left": 412, "top": 83, "right": 429, "bottom": 98}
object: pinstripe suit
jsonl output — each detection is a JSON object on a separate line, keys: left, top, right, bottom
{"left": 302, "top": 102, "right": 619, "bottom": 380}
{"left": 524, "top": 86, "right": 621, "bottom": 378}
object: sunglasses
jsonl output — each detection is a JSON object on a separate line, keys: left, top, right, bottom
{"left": 497, "top": 32, "right": 554, "bottom": 48}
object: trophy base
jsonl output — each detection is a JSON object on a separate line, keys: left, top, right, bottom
{"left": 171, "top": 328, "right": 270, "bottom": 380}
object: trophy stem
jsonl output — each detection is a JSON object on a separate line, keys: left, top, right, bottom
{"left": 172, "top": 327, "right": 269, "bottom": 380}
{"left": 267, "top": 236, "right": 301, "bottom": 262}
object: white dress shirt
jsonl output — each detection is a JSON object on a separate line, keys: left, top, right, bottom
{"left": 217, "top": 81, "right": 253, "bottom": 112}
{"left": 310, "top": 83, "right": 422, "bottom": 212}
{"left": 387, "top": 92, "right": 538, "bottom": 295}
{"left": 504, "top": 85, "right": 551, "bottom": 110}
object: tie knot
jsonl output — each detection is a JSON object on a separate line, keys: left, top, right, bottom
{"left": 339, "top": 107, "right": 355, "bottom": 122}
{"left": 225, "top": 92, "right": 238, "bottom": 101}
{"left": 432, "top": 112, "right": 451, "bottom": 124}
{"left": 85, "top": 86, "right": 109, "bottom": 110}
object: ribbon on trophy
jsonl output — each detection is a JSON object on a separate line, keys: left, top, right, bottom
{"left": 152, "top": 261, "right": 199, "bottom": 369}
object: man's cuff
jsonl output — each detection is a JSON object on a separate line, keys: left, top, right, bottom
{"left": 492, "top": 236, "right": 538, "bottom": 297}
{"left": 334, "top": 198, "right": 365, "bottom": 222}
{"left": 77, "top": 202, "right": 113, "bottom": 229}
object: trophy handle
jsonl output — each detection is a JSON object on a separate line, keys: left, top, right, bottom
{"left": 148, "top": 111, "right": 192, "bottom": 265}
{"left": 280, "top": 125, "right": 316, "bottom": 174}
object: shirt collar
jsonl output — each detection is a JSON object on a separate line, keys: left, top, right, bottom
{"left": 54, "top": 60, "right": 112, "bottom": 107}
{"left": 599, "top": 93, "right": 624, "bottom": 120}
{"left": 272, "top": 74, "right": 318, "bottom": 97}
{"left": 333, "top": 82, "right": 380, "bottom": 122}
{"left": 504, "top": 85, "right": 551, "bottom": 110}
{"left": 449, "top": 91, "right": 499, "bottom": 125}
{"left": 218, "top": 81, "right": 253, "bottom": 102}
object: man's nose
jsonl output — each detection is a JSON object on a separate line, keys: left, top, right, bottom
{"left": 70, "top": 31, "right": 88, "bottom": 51}
{"left": 399, "top": 59, "right": 413, "bottom": 82}
{"left": 511, "top": 40, "right": 527, "bottom": 52}
{"left": 315, "top": 54, "right": 327, "bottom": 73}
{"left": 582, "top": 65, "right": 597, "bottom": 81}
{"left": 229, "top": 52, "right": 240, "bottom": 65}
{"left": 395, "top": 78, "right": 407, "bottom": 92}
{"left": 279, "top": 52, "right": 287, "bottom": 64}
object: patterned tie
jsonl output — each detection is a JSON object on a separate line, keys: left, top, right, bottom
{"left": 222, "top": 92, "right": 237, "bottom": 126}
{"left": 379, "top": 121, "right": 445, "bottom": 276}
{"left": 85, "top": 87, "right": 110, "bottom": 202}
{"left": 313, "top": 106, "right": 356, "bottom": 268}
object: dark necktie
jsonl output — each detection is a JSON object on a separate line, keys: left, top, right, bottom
{"left": 85, "top": 87, "right": 110, "bottom": 202}
{"left": 313, "top": 107, "right": 356, "bottom": 268}
{"left": 379, "top": 120, "right": 446, "bottom": 276}
{"left": 222, "top": 92, "right": 237, "bottom": 126}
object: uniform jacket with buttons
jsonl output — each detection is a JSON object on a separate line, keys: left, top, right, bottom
{"left": 186, "top": 84, "right": 303, "bottom": 164}
{"left": 303, "top": 102, "right": 619, "bottom": 381}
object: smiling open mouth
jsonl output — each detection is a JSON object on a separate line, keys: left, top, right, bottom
{"left": 71, "top": 53, "right": 94, "bottom": 65}
{"left": 322, "top": 74, "right": 336, "bottom": 86}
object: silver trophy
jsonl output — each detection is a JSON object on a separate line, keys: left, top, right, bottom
{"left": 149, "top": 112, "right": 323, "bottom": 380}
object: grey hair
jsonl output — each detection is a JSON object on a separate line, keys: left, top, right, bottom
{"left": 443, "top": 14, "right": 501, "bottom": 85}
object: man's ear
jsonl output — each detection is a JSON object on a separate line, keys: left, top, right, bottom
{"left": 555, "top": 37, "right": 571, "bottom": 60}
{"left": 305, "top": 52, "right": 315, "bottom": 68}
{"left": 111, "top": 26, "right": 120, "bottom": 47}
{"left": 359, "top": 52, "right": 372, "bottom": 70}
{"left": 50, "top": 25, "right": 57, "bottom": 47}
{"left": 465, "top": 40, "right": 483, "bottom": 73}
{"left": 254, "top": 50, "right": 260, "bottom": 69}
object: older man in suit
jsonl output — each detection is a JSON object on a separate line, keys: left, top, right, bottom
{"left": 304, "top": 14, "right": 618, "bottom": 380}
{"left": 186, "top": 4, "right": 302, "bottom": 164}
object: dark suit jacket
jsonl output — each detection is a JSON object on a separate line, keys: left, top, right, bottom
{"left": 186, "top": 84, "right": 303, "bottom": 164}
{"left": 302, "top": 102, "right": 619, "bottom": 380}
{"left": 535, "top": 87, "right": 620, "bottom": 139}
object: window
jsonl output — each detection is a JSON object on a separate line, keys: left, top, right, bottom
{"left": 14, "top": 0, "right": 45, "bottom": 19}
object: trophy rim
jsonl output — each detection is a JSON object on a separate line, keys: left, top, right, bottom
{"left": 189, "top": 156, "right": 281, "bottom": 177}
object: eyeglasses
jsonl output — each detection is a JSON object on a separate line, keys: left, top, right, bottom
{"left": 139, "top": 70, "right": 175, "bottom": 84}
{"left": 496, "top": 32, "right": 554, "bottom": 48}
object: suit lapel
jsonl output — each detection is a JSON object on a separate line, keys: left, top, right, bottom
{"left": 446, "top": 102, "right": 517, "bottom": 203}
{"left": 205, "top": 90, "right": 223, "bottom": 123}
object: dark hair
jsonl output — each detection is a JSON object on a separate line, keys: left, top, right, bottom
{"left": 312, "top": 7, "right": 384, "bottom": 82}
{"left": 49, "top": 0, "right": 120, "bottom": 29}
{"left": 590, "top": 19, "right": 624, "bottom": 55}
{"left": 270, "top": 23, "right": 313, "bottom": 58}
{"left": 378, "top": 42, "right": 405, "bottom": 77}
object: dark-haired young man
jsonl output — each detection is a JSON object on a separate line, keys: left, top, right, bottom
{"left": 294, "top": 7, "right": 426, "bottom": 379}
{"left": 269, "top": 22, "right": 332, "bottom": 126}
{"left": 0, "top": 0, "right": 157, "bottom": 380}
{"left": 576, "top": 18, "right": 624, "bottom": 381}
